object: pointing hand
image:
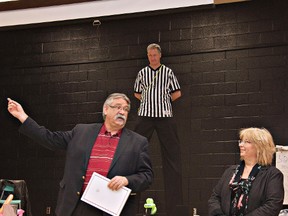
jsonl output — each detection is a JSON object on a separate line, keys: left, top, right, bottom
{"left": 7, "top": 98, "right": 28, "bottom": 123}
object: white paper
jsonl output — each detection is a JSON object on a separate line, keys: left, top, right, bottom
{"left": 276, "top": 145, "right": 288, "bottom": 205}
{"left": 81, "top": 172, "right": 131, "bottom": 216}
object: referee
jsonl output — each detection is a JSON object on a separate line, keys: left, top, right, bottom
{"left": 134, "top": 43, "right": 185, "bottom": 215}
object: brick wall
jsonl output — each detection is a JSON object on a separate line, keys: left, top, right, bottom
{"left": 0, "top": 0, "right": 288, "bottom": 215}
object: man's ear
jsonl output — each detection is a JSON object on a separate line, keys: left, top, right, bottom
{"left": 103, "top": 105, "right": 108, "bottom": 116}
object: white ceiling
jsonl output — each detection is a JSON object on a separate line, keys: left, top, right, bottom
{"left": 0, "top": 0, "right": 214, "bottom": 28}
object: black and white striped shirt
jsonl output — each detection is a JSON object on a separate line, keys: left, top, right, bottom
{"left": 134, "top": 64, "right": 181, "bottom": 117}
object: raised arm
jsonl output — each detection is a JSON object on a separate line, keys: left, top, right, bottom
{"left": 7, "top": 98, "right": 28, "bottom": 123}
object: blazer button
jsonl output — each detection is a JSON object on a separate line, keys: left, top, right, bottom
{"left": 77, "top": 192, "right": 80, "bottom": 196}
{"left": 82, "top": 176, "right": 85, "bottom": 180}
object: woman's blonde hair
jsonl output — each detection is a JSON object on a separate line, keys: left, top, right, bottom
{"left": 239, "top": 127, "right": 276, "bottom": 166}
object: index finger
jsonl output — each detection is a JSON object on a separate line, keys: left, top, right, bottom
{"left": 7, "top": 98, "right": 19, "bottom": 106}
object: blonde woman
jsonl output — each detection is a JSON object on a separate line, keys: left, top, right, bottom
{"left": 208, "top": 128, "right": 284, "bottom": 216}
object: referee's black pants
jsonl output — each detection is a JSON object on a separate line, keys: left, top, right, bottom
{"left": 135, "top": 116, "right": 183, "bottom": 216}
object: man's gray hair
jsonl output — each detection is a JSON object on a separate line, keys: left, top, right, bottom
{"left": 102, "top": 93, "right": 131, "bottom": 120}
{"left": 147, "top": 43, "right": 161, "bottom": 54}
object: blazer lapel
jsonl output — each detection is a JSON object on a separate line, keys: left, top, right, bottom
{"left": 83, "top": 124, "right": 102, "bottom": 168}
{"left": 108, "top": 128, "right": 130, "bottom": 172}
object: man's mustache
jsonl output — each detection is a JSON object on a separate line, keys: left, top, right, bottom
{"left": 114, "top": 114, "right": 126, "bottom": 121}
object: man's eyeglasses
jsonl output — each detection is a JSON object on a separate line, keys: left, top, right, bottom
{"left": 108, "top": 105, "right": 130, "bottom": 113}
{"left": 238, "top": 140, "right": 252, "bottom": 145}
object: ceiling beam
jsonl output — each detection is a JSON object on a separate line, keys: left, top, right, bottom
{"left": 214, "top": 0, "right": 250, "bottom": 4}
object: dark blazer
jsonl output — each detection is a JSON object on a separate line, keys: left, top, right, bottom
{"left": 19, "top": 117, "right": 153, "bottom": 216}
{"left": 208, "top": 165, "right": 284, "bottom": 216}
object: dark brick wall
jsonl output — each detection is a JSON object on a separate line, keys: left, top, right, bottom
{"left": 1, "top": 0, "right": 288, "bottom": 215}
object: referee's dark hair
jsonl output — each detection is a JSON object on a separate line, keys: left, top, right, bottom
{"left": 147, "top": 43, "right": 161, "bottom": 54}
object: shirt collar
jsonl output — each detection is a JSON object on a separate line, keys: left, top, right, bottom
{"left": 149, "top": 64, "right": 162, "bottom": 71}
{"left": 100, "top": 124, "right": 122, "bottom": 137}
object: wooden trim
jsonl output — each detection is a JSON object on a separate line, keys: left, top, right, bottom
{"left": 214, "top": 0, "right": 250, "bottom": 4}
